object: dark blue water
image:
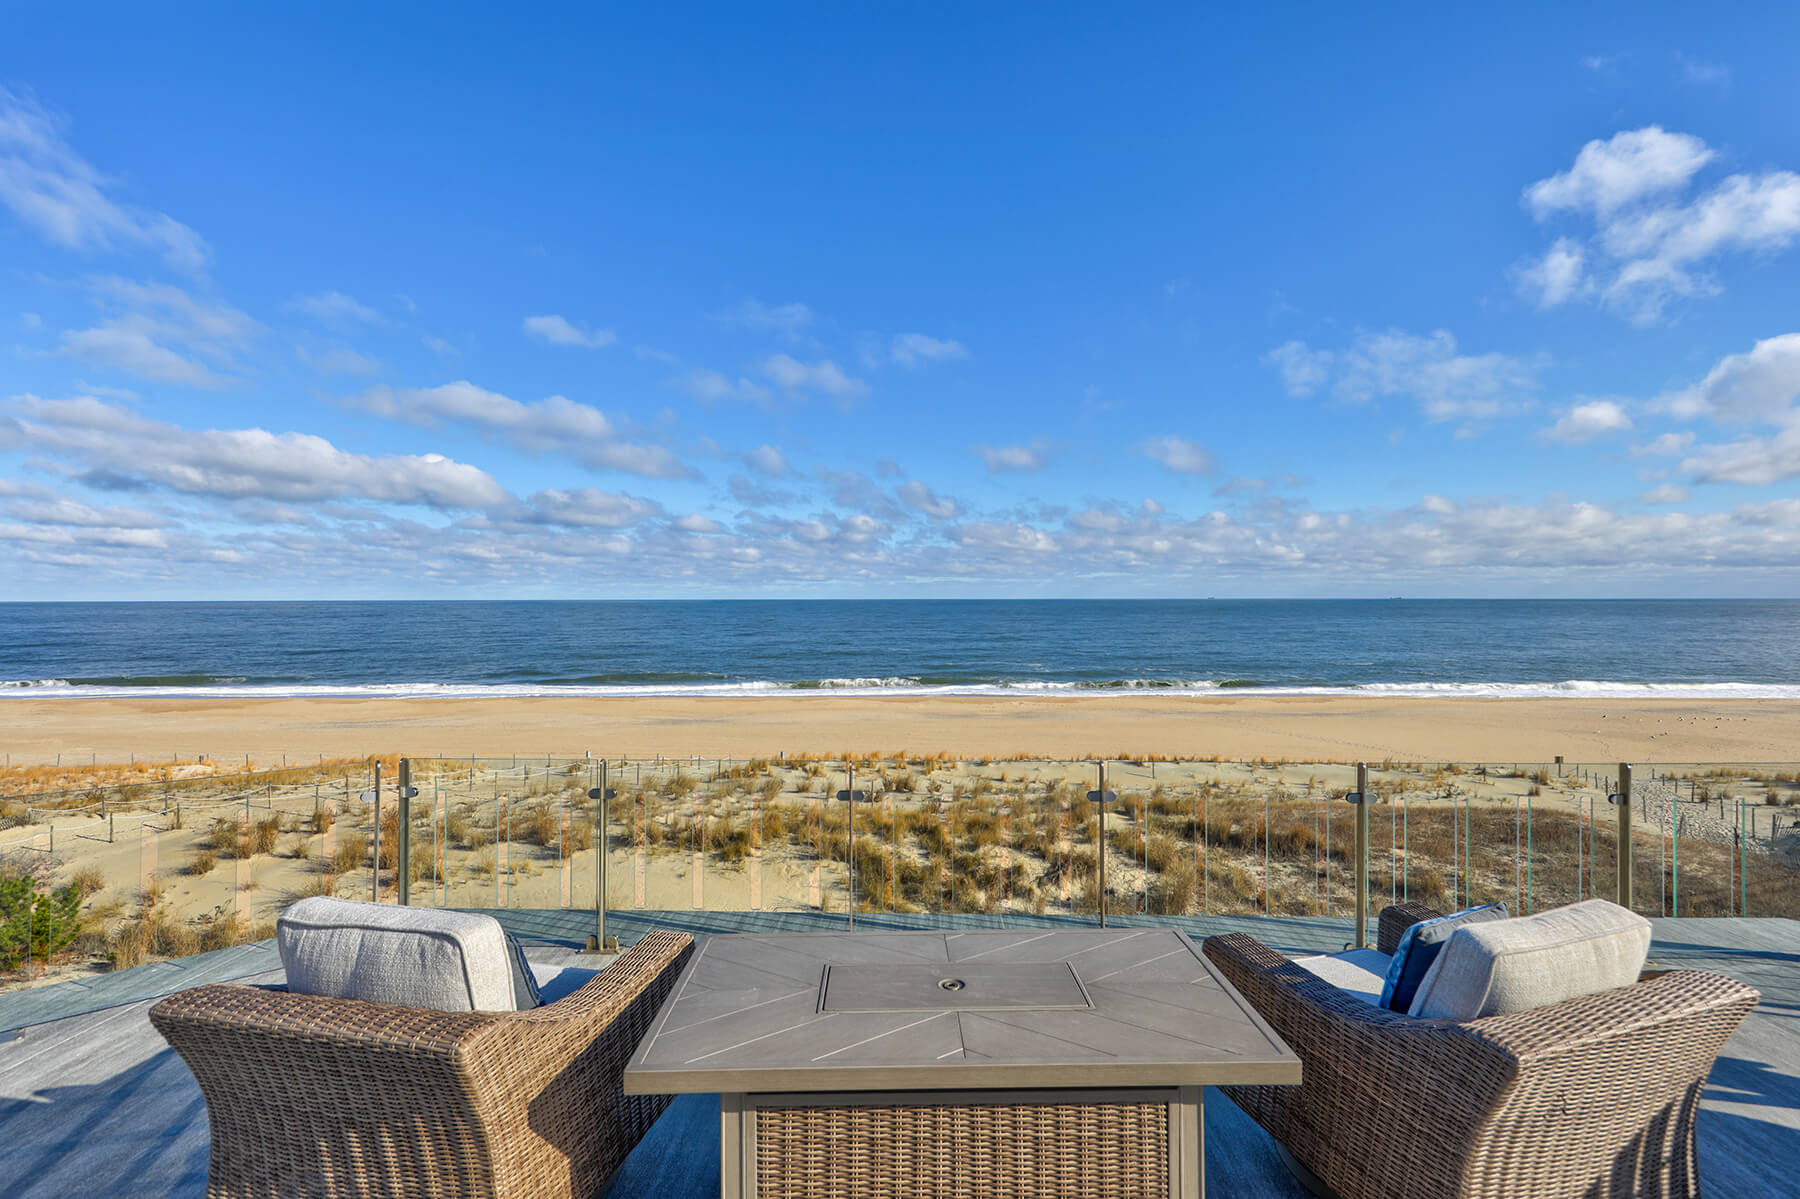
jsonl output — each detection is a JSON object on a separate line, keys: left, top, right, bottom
{"left": 1, "top": 600, "right": 1796, "bottom": 698}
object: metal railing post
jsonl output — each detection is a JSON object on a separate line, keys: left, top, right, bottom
{"left": 1739, "top": 798, "right": 1748, "bottom": 916}
{"left": 839, "top": 765, "right": 860, "bottom": 932}
{"left": 371, "top": 761, "right": 382, "bottom": 902}
{"left": 589, "top": 761, "right": 617, "bottom": 950}
{"left": 397, "top": 759, "right": 412, "bottom": 906}
{"left": 1616, "top": 763, "right": 1632, "bottom": 910}
{"left": 1673, "top": 799, "right": 1680, "bottom": 916}
{"left": 1352, "top": 763, "right": 1370, "bottom": 949}
{"left": 1090, "top": 762, "right": 1113, "bottom": 928}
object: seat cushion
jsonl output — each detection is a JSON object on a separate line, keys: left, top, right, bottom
{"left": 1408, "top": 898, "right": 1651, "bottom": 1020}
{"left": 1378, "top": 902, "right": 1509, "bottom": 1012}
{"left": 277, "top": 896, "right": 530, "bottom": 1012}
{"left": 504, "top": 931, "right": 544, "bottom": 1009}
{"left": 1292, "top": 948, "right": 1394, "bottom": 1006}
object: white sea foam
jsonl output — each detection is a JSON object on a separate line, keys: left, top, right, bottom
{"left": 2, "top": 678, "right": 1797, "bottom": 699}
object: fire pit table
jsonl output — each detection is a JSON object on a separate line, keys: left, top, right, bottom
{"left": 623, "top": 928, "right": 1300, "bottom": 1198}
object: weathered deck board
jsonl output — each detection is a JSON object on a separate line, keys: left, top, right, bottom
{"left": 2, "top": 916, "right": 1792, "bottom": 1199}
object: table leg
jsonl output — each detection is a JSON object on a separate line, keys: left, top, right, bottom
{"left": 720, "top": 1092, "right": 747, "bottom": 1199}
{"left": 1174, "top": 1084, "right": 1204, "bottom": 1197}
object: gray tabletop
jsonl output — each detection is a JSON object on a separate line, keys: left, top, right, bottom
{"left": 623, "top": 928, "right": 1301, "bottom": 1094}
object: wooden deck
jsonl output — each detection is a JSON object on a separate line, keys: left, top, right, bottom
{"left": 2, "top": 912, "right": 1794, "bottom": 1198}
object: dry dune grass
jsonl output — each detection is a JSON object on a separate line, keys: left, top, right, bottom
{"left": 4, "top": 751, "right": 1798, "bottom": 989}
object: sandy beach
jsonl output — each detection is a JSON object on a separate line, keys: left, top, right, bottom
{"left": 2, "top": 695, "right": 1794, "bottom": 765}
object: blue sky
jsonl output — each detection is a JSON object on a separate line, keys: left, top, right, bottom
{"left": 3, "top": 4, "right": 1799, "bottom": 598}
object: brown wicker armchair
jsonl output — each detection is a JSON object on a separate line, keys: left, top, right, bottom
{"left": 1203, "top": 907, "right": 1756, "bottom": 1199}
{"left": 150, "top": 929, "right": 694, "bottom": 1199}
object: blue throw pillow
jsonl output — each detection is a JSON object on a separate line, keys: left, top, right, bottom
{"left": 1379, "top": 902, "right": 1509, "bottom": 1013}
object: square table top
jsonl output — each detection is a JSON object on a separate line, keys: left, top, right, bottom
{"left": 623, "top": 928, "right": 1301, "bottom": 1094}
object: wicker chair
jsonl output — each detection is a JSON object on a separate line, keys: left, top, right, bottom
{"left": 1203, "top": 906, "right": 1757, "bottom": 1199}
{"left": 150, "top": 929, "right": 694, "bottom": 1199}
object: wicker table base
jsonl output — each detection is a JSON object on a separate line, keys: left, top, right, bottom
{"left": 722, "top": 1086, "right": 1204, "bottom": 1199}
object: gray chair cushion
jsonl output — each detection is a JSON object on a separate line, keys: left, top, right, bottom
{"left": 1292, "top": 948, "right": 1393, "bottom": 1006}
{"left": 503, "top": 931, "right": 544, "bottom": 1009}
{"left": 277, "top": 896, "right": 525, "bottom": 1012}
{"left": 1409, "top": 898, "right": 1651, "bottom": 1020}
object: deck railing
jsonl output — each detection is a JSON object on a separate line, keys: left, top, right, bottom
{"left": 2, "top": 755, "right": 1796, "bottom": 978}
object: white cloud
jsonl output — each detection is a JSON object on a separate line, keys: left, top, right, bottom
{"left": 1682, "top": 427, "right": 1800, "bottom": 486}
{"left": 0, "top": 521, "right": 168, "bottom": 551}
{"left": 515, "top": 488, "right": 661, "bottom": 528}
{"left": 756, "top": 354, "right": 868, "bottom": 402}
{"left": 727, "top": 299, "right": 814, "bottom": 337}
{"left": 1677, "top": 56, "right": 1731, "bottom": 89}
{"left": 349, "top": 381, "right": 693, "bottom": 479}
{"left": 1517, "top": 238, "right": 1591, "bottom": 308}
{"left": 745, "top": 444, "right": 790, "bottom": 476}
{"left": 890, "top": 333, "right": 969, "bottom": 367}
{"left": 813, "top": 467, "right": 900, "bottom": 518}
{"left": 1632, "top": 432, "right": 1696, "bottom": 458}
{"left": 13, "top": 453, "right": 1800, "bottom": 593}
{"left": 0, "top": 87, "right": 208, "bottom": 272}
{"left": 59, "top": 322, "right": 225, "bottom": 387}
{"left": 727, "top": 474, "right": 800, "bottom": 508}
{"left": 6, "top": 395, "right": 508, "bottom": 508}
{"left": 5, "top": 495, "right": 164, "bottom": 528}
{"left": 1540, "top": 399, "right": 1633, "bottom": 443}
{"left": 898, "top": 480, "right": 959, "bottom": 518}
{"left": 1140, "top": 435, "right": 1218, "bottom": 475}
{"left": 977, "top": 444, "right": 1045, "bottom": 473}
{"left": 676, "top": 369, "right": 770, "bottom": 405}
{"left": 1071, "top": 507, "right": 1130, "bottom": 532}
{"left": 56, "top": 278, "right": 262, "bottom": 389}
{"left": 1279, "top": 329, "right": 1542, "bottom": 422}
{"left": 950, "top": 521, "right": 1059, "bottom": 553}
{"left": 1520, "top": 126, "right": 1800, "bottom": 322}
{"left": 1639, "top": 484, "right": 1690, "bottom": 504}
{"left": 357, "top": 380, "right": 611, "bottom": 440}
{"left": 523, "top": 314, "right": 617, "bottom": 349}
{"left": 1658, "top": 332, "right": 1800, "bottom": 423}
{"left": 297, "top": 345, "right": 381, "bottom": 376}
{"left": 1644, "top": 334, "right": 1800, "bottom": 489}
{"left": 1263, "top": 340, "right": 1333, "bottom": 396}
{"left": 1525, "top": 126, "right": 1713, "bottom": 219}
{"left": 582, "top": 442, "right": 694, "bottom": 479}
{"left": 291, "top": 291, "right": 383, "bottom": 326}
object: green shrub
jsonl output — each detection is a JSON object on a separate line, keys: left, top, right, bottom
{"left": 0, "top": 874, "right": 84, "bottom": 972}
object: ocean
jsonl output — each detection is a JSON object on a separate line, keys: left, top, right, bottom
{"left": 1, "top": 599, "right": 1797, "bottom": 699}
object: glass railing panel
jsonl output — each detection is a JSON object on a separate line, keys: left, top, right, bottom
{"left": 6, "top": 754, "right": 1797, "bottom": 989}
{"left": 697, "top": 760, "right": 750, "bottom": 913}
{"left": 1646, "top": 762, "right": 1798, "bottom": 918}
{"left": 636, "top": 758, "right": 689, "bottom": 913}
{"left": 601, "top": 762, "right": 638, "bottom": 916}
